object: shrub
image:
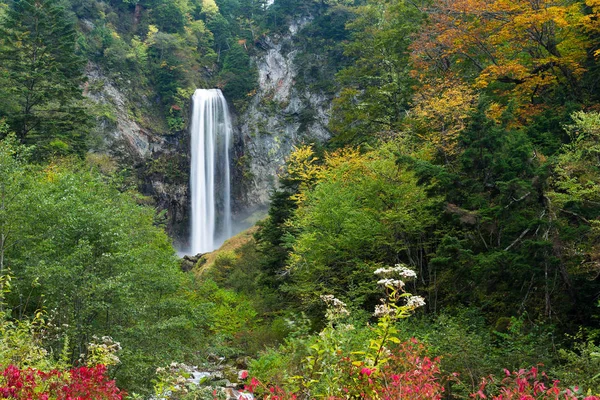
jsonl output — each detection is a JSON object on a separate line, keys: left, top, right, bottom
{"left": 0, "top": 364, "right": 124, "bottom": 399}
{"left": 473, "top": 366, "right": 600, "bottom": 400}
{"left": 244, "top": 339, "right": 444, "bottom": 400}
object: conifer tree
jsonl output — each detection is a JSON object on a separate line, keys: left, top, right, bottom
{"left": 0, "top": 0, "right": 89, "bottom": 155}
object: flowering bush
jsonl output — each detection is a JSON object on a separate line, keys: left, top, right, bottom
{"left": 472, "top": 366, "right": 600, "bottom": 400}
{"left": 243, "top": 265, "right": 445, "bottom": 399}
{"left": 244, "top": 264, "right": 600, "bottom": 400}
{"left": 338, "top": 339, "right": 445, "bottom": 400}
{"left": 0, "top": 364, "right": 124, "bottom": 399}
{"left": 243, "top": 339, "right": 444, "bottom": 400}
{"left": 84, "top": 336, "right": 122, "bottom": 367}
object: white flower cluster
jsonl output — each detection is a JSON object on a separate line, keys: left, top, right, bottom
{"left": 406, "top": 295, "right": 426, "bottom": 308}
{"left": 86, "top": 335, "right": 122, "bottom": 366}
{"left": 372, "top": 264, "right": 426, "bottom": 317}
{"left": 374, "top": 264, "right": 417, "bottom": 278}
{"left": 320, "top": 294, "right": 350, "bottom": 318}
{"left": 374, "top": 264, "right": 416, "bottom": 290}
{"left": 376, "top": 278, "right": 405, "bottom": 289}
{"left": 373, "top": 303, "right": 394, "bottom": 317}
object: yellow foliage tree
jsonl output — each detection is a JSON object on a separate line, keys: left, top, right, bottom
{"left": 285, "top": 145, "right": 323, "bottom": 204}
{"left": 201, "top": 0, "right": 219, "bottom": 16}
{"left": 411, "top": 0, "right": 588, "bottom": 120}
{"left": 408, "top": 79, "right": 477, "bottom": 163}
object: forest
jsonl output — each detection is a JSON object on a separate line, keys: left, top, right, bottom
{"left": 2, "top": 0, "right": 600, "bottom": 398}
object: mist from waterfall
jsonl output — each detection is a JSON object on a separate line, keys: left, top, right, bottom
{"left": 189, "top": 89, "right": 232, "bottom": 254}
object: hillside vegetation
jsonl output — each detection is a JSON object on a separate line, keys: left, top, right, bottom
{"left": 3, "top": 0, "right": 600, "bottom": 398}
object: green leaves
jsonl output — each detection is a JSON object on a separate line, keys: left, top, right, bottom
{"left": 286, "top": 143, "right": 438, "bottom": 313}
{"left": 0, "top": 137, "right": 217, "bottom": 393}
{"left": 0, "top": 0, "right": 89, "bottom": 155}
{"left": 330, "top": 0, "right": 423, "bottom": 145}
{"left": 218, "top": 43, "right": 257, "bottom": 102}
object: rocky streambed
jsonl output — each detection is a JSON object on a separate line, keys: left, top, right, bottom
{"left": 154, "top": 358, "right": 254, "bottom": 400}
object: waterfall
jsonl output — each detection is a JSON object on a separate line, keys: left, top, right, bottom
{"left": 189, "top": 89, "right": 232, "bottom": 254}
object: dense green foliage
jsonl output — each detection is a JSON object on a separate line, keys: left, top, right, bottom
{"left": 0, "top": 0, "right": 89, "bottom": 156}
{"left": 3, "top": 0, "right": 600, "bottom": 396}
{"left": 245, "top": 0, "right": 600, "bottom": 395}
{"left": 251, "top": 0, "right": 600, "bottom": 331}
{"left": 283, "top": 145, "right": 438, "bottom": 316}
{"left": 0, "top": 136, "right": 261, "bottom": 394}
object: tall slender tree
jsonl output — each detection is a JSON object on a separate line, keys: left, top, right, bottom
{"left": 0, "top": 0, "right": 89, "bottom": 155}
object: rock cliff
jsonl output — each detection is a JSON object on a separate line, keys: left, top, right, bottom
{"left": 238, "top": 18, "right": 332, "bottom": 209}
{"left": 85, "top": 62, "right": 190, "bottom": 245}
{"left": 85, "top": 18, "right": 334, "bottom": 245}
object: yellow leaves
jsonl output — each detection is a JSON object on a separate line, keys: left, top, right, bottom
{"left": 409, "top": 79, "right": 477, "bottom": 159}
{"left": 587, "top": 0, "right": 600, "bottom": 10}
{"left": 147, "top": 24, "right": 159, "bottom": 36}
{"left": 324, "top": 147, "right": 374, "bottom": 185}
{"left": 324, "top": 147, "right": 362, "bottom": 171}
{"left": 201, "top": 0, "right": 219, "bottom": 16}
{"left": 583, "top": 0, "right": 600, "bottom": 50}
{"left": 286, "top": 145, "right": 323, "bottom": 204}
{"left": 485, "top": 102, "right": 505, "bottom": 124}
{"left": 583, "top": 0, "right": 600, "bottom": 57}
{"left": 43, "top": 163, "right": 59, "bottom": 182}
{"left": 145, "top": 24, "right": 159, "bottom": 47}
{"left": 286, "top": 146, "right": 370, "bottom": 204}
{"left": 286, "top": 145, "right": 322, "bottom": 183}
{"left": 411, "top": 0, "right": 589, "bottom": 122}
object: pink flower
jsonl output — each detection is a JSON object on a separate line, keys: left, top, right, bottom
{"left": 239, "top": 370, "right": 249, "bottom": 380}
{"left": 360, "top": 367, "right": 373, "bottom": 376}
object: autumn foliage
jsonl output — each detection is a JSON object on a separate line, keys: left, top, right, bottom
{"left": 244, "top": 339, "right": 445, "bottom": 400}
{"left": 0, "top": 364, "right": 124, "bottom": 400}
{"left": 473, "top": 366, "right": 600, "bottom": 400}
{"left": 411, "top": 0, "right": 588, "bottom": 118}
{"left": 244, "top": 340, "right": 600, "bottom": 400}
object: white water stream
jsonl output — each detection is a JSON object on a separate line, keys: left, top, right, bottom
{"left": 189, "top": 89, "right": 233, "bottom": 254}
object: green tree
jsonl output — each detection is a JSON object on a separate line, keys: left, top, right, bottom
{"left": 404, "top": 104, "right": 585, "bottom": 323}
{"left": 219, "top": 43, "right": 257, "bottom": 101}
{"left": 0, "top": 138, "right": 212, "bottom": 392}
{"left": 0, "top": 129, "right": 31, "bottom": 290}
{"left": 330, "top": 0, "right": 423, "bottom": 145}
{"left": 150, "top": 0, "right": 186, "bottom": 33}
{"left": 285, "top": 144, "right": 438, "bottom": 315}
{"left": 0, "top": 0, "right": 89, "bottom": 155}
{"left": 550, "top": 111, "right": 600, "bottom": 288}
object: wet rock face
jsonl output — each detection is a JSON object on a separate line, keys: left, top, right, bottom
{"left": 180, "top": 253, "right": 206, "bottom": 272}
{"left": 84, "top": 62, "right": 165, "bottom": 161}
{"left": 237, "top": 18, "right": 332, "bottom": 209}
{"left": 84, "top": 16, "right": 336, "bottom": 242}
{"left": 85, "top": 62, "right": 190, "bottom": 241}
{"left": 149, "top": 178, "right": 189, "bottom": 243}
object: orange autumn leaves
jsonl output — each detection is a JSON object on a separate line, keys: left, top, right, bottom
{"left": 411, "top": 0, "right": 589, "bottom": 118}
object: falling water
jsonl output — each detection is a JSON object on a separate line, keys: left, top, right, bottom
{"left": 189, "top": 89, "right": 232, "bottom": 254}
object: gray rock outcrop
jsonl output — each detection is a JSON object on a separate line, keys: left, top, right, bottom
{"left": 238, "top": 18, "right": 332, "bottom": 208}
